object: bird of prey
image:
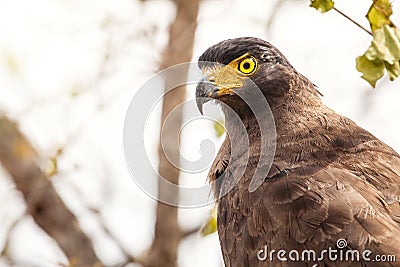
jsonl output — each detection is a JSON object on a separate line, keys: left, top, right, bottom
{"left": 195, "top": 37, "right": 400, "bottom": 267}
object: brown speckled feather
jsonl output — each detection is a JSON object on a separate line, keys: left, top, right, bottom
{"left": 198, "top": 37, "right": 400, "bottom": 267}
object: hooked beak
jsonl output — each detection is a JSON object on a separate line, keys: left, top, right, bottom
{"left": 195, "top": 78, "right": 220, "bottom": 115}
{"left": 196, "top": 78, "right": 237, "bottom": 115}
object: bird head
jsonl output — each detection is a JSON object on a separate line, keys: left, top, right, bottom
{"left": 196, "top": 37, "right": 298, "bottom": 115}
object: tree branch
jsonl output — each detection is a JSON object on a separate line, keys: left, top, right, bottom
{"left": 179, "top": 227, "right": 200, "bottom": 240}
{"left": 143, "top": 1, "right": 201, "bottom": 267}
{"left": 0, "top": 115, "right": 102, "bottom": 267}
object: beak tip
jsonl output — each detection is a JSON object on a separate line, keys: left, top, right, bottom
{"left": 196, "top": 78, "right": 219, "bottom": 115}
{"left": 196, "top": 97, "right": 204, "bottom": 115}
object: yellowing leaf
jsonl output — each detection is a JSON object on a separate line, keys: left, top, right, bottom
{"left": 308, "top": 0, "right": 400, "bottom": 85}
{"left": 385, "top": 61, "right": 400, "bottom": 81}
{"left": 367, "top": 0, "right": 393, "bottom": 31}
{"left": 201, "top": 208, "right": 217, "bottom": 236}
{"left": 213, "top": 119, "right": 225, "bottom": 138}
{"left": 45, "top": 157, "right": 58, "bottom": 178}
{"left": 356, "top": 52, "right": 385, "bottom": 87}
{"left": 309, "top": 0, "right": 334, "bottom": 13}
{"left": 372, "top": 25, "right": 400, "bottom": 65}
{"left": 357, "top": 25, "right": 400, "bottom": 86}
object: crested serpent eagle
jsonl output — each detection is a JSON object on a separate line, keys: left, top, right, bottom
{"left": 195, "top": 37, "right": 400, "bottom": 267}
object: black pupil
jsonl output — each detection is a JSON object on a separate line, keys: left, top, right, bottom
{"left": 243, "top": 62, "right": 251, "bottom": 69}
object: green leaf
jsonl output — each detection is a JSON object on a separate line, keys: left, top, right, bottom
{"left": 372, "top": 25, "right": 400, "bottom": 65}
{"left": 356, "top": 52, "right": 385, "bottom": 87}
{"left": 201, "top": 208, "right": 217, "bottom": 236}
{"left": 213, "top": 119, "right": 225, "bottom": 138}
{"left": 309, "top": 0, "right": 334, "bottom": 13}
{"left": 367, "top": 0, "right": 393, "bottom": 31}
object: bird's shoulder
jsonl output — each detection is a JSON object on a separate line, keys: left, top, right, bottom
{"left": 213, "top": 109, "right": 400, "bottom": 260}
{"left": 266, "top": 110, "right": 400, "bottom": 246}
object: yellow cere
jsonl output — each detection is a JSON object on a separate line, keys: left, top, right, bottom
{"left": 201, "top": 53, "right": 258, "bottom": 97}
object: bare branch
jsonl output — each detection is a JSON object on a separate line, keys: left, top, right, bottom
{"left": 59, "top": 179, "right": 143, "bottom": 267}
{"left": 144, "top": 1, "right": 201, "bottom": 267}
{"left": 0, "top": 115, "right": 102, "bottom": 267}
{"left": 179, "top": 227, "right": 200, "bottom": 240}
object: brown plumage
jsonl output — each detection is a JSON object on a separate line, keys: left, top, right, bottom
{"left": 196, "top": 37, "right": 400, "bottom": 267}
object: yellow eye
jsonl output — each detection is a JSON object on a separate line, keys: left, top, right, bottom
{"left": 238, "top": 57, "right": 257, "bottom": 75}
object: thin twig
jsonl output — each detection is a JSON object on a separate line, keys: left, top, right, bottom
{"left": 266, "top": 0, "right": 288, "bottom": 33}
{"left": 333, "top": 7, "right": 372, "bottom": 36}
{"left": 179, "top": 227, "right": 200, "bottom": 240}
{"left": 91, "top": 209, "right": 143, "bottom": 267}
{"left": 69, "top": 187, "right": 141, "bottom": 267}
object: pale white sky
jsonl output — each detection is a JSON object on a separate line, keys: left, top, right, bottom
{"left": 0, "top": 0, "right": 400, "bottom": 266}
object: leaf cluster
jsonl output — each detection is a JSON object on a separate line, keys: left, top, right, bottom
{"left": 310, "top": 0, "right": 400, "bottom": 87}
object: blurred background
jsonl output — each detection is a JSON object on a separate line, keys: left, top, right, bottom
{"left": 0, "top": 0, "right": 400, "bottom": 266}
